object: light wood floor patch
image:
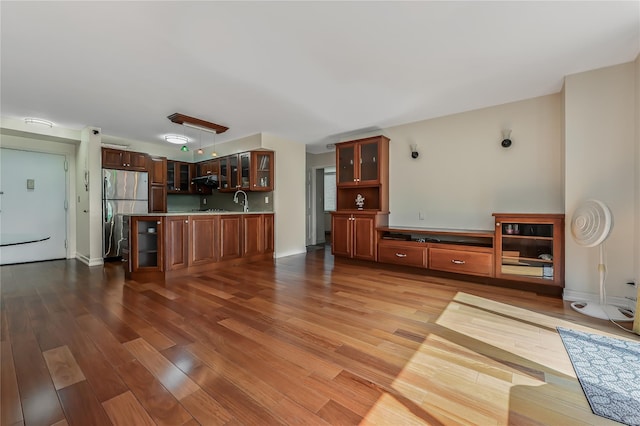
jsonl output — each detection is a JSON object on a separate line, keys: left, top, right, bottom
{"left": 42, "top": 345, "right": 87, "bottom": 390}
{"left": 102, "top": 390, "right": 156, "bottom": 426}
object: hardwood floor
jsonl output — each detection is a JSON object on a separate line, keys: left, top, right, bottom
{"left": 1, "top": 248, "right": 637, "bottom": 426}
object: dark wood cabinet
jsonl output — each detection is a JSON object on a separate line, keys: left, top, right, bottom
{"left": 250, "top": 151, "right": 274, "bottom": 191}
{"left": 264, "top": 213, "right": 274, "bottom": 254}
{"left": 194, "top": 159, "right": 219, "bottom": 195}
{"left": 331, "top": 212, "right": 387, "bottom": 261}
{"left": 335, "top": 136, "right": 389, "bottom": 211}
{"left": 189, "top": 215, "right": 217, "bottom": 265}
{"left": 164, "top": 216, "right": 189, "bottom": 270}
{"left": 148, "top": 156, "right": 167, "bottom": 212}
{"left": 219, "top": 215, "right": 242, "bottom": 261}
{"left": 218, "top": 155, "right": 239, "bottom": 192}
{"left": 102, "top": 148, "right": 147, "bottom": 171}
{"left": 130, "top": 216, "right": 163, "bottom": 273}
{"left": 242, "top": 214, "right": 264, "bottom": 257}
{"left": 167, "top": 161, "right": 195, "bottom": 193}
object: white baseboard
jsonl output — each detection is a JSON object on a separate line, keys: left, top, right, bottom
{"left": 563, "top": 289, "right": 636, "bottom": 310}
{"left": 275, "top": 248, "right": 307, "bottom": 259}
{"left": 75, "top": 253, "right": 104, "bottom": 267}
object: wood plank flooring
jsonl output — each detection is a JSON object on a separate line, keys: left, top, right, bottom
{"left": 1, "top": 247, "right": 637, "bottom": 425}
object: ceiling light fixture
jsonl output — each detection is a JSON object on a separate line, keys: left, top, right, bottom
{"left": 24, "top": 117, "right": 53, "bottom": 127}
{"left": 211, "top": 131, "right": 218, "bottom": 157}
{"left": 165, "top": 134, "right": 188, "bottom": 144}
{"left": 167, "top": 113, "right": 229, "bottom": 134}
{"left": 181, "top": 145, "right": 189, "bottom": 152}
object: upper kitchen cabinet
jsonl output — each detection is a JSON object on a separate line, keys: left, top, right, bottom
{"left": 194, "top": 159, "right": 219, "bottom": 195}
{"left": 102, "top": 148, "right": 148, "bottom": 171}
{"left": 148, "top": 156, "right": 167, "bottom": 213}
{"left": 167, "top": 160, "right": 195, "bottom": 193}
{"left": 335, "top": 136, "right": 389, "bottom": 211}
{"left": 218, "top": 155, "right": 239, "bottom": 192}
{"left": 250, "top": 151, "right": 274, "bottom": 191}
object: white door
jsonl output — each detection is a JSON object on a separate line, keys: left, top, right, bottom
{"left": 0, "top": 148, "right": 67, "bottom": 265}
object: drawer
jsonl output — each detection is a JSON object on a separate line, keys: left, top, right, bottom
{"left": 378, "top": 243, "right": 427, "bottom": 268}
{"left": 429, "top": 247, "right": 493, "bottom": 277}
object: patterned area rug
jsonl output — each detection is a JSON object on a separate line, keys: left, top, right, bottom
{"left": 557, "top": 327, "right": 640, "bottom": 426}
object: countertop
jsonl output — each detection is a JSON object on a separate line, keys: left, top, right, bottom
{"left": 124, "top": 211, "right": 273, "bottom": 217}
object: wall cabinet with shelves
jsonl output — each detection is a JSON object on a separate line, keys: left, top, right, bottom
{"left": 493, "top": 213, "right": 564, "bottom": 287}
{"left": 167, "top": 161, "right": 195, "bottom": 193}
{"left": 336, "top": 136, "right": 389, "bottom": 211}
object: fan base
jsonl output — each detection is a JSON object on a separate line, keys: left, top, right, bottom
{"left": 570, "top": 301, "right": 635, "bottom": 322}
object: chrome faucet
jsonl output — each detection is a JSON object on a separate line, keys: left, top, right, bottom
{"left": 233, "top": 189, "right": 249, "bottom": 212}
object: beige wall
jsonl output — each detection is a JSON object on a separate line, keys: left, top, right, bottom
{"left": 635, "top": 54, "right": 640, "bottom": 333}
{"left": 564, "top": 62, "right": 637, "bottom": 306}
{"left": 262, "top": 133, "right": 306, "bottom": 257}
{"left": 385, "top": 94, "right": 564, "bottom": 230}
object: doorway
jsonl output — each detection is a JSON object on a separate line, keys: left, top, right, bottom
{"left": 0, "top": 148, "right": 68, "bottom": 265}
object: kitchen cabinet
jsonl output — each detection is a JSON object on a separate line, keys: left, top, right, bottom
{"left": 148, "top": 156, "right": 167, "bottom": 212}
{"left": 167, "top": 161, "right": 195, "bottom": 193}
{"left": 263, "top": 213, "right": 274, "bottom": 254}
{"left": 250, "top": 151, "right": 274, "bottom": 191}
{"left": 129, "top": 216, "right": 163, "bottom": 273}
{"left": 164, "top": 216, "right": 189, "bottom": 270}
{"left": 102, "top": 148, "right": 148, "bottom": 171}
{"left": 335, "top": 136, "right": 389, "bottom": 211}
{"left": 219, "top": 214, "right": 242, "bottom": 261}
{"left": 218, "top": 155, "right": 239, "bottom": 192}
{"left": 189, "top": 215, "right": 217, "bottom": 265}
{"left": 194, "top": 159, "right": 219, "bottom": 195}
{"left": 493, "top": 213, "right": 565, "bottom": 288}
{"left": 218, "top": 151, "right": 274, "bottom": 192}
{"left": 331, "top": 211, "right": 388, "bottom": 261}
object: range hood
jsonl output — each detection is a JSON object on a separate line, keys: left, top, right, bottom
{"left": 191, "top": 175, "right": 219, "bottom": 188}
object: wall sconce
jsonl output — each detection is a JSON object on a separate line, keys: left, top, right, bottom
{"left": 501, "top": 129, "right": 512, "bottom": 148}
{"left": 410, "top": 144, "right": 419, "bottom": 159}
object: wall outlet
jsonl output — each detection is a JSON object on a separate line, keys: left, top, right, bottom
{"left": 265, "top": 196, "right": 269, "bottom": 204}
{"left": 203, "top": 198, "right": 207, "bottom": 205}
{"left": 418, "top": 212, "right": 425, "bottom": 220}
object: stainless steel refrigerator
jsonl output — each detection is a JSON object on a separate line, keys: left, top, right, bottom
{"left": 103, "top": 169, "right": 148, "bottom": 259}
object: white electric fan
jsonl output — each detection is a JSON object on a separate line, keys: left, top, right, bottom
{"left": 570, "top": 199, "right": 634, "bottom": 322}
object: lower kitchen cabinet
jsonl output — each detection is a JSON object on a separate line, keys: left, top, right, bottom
{"left": 129, "top": 216, "right": 163, "bottom": 274}
{"left": 219, "top": 215, "right": 242, "bottom": 261}
{"left": 165, "top": 216, "right": 189, "bottom": 271}
{"left": 190, "top": 215, "right": 217, "bottom": 265}
{"left": 126, "top": 214, "right": 274, "bottom": 280}
{"left": 331, "top": 211, "right": 388, "bottom": 261}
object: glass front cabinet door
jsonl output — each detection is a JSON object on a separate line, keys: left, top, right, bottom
{"left": 493, "top": 213, "right": 564, "bottom": 288}
{"left": 251, "top": 151, "right": 274, "bottom": 191}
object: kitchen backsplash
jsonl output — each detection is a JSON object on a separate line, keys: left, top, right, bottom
{"left": 201, "top": 191, "right": 274, "bottom": 212}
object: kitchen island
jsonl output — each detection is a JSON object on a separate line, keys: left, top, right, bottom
{"left": 123, "top": 212, "right": 274, "bottom": 281}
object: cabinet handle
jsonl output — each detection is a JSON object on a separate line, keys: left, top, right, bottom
{"left": 451, "top": 259, "right": 466, "bottom": 265}
{"left": 496, "top": 223, "right": 500, "bottom": 226}
{"left": 395, "top": 253, "right": 407, "bottom": 258}
{"left": 184, "top": 220, "right": 188, "bottom": 223}
{"left": 156, "top": 221, "right": 161, "bottom": 225}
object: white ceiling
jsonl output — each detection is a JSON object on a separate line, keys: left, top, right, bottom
{"left": 1, "top": 1, "right": 638, "bottom": 154}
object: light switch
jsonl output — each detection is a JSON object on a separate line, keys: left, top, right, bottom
{"left": 26, "top": 179, "right": 35, "bottom": 190}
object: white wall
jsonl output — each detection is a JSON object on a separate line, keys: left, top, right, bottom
{"left": 262, "top": 133, "right": 306, "bottom": 257}
{"left": 0, "top": 126, "right": 79, "bottom": 260}
{"left": 564, "top": 62, "right": 637, "bottom": 305}
{"left": 77, "top": 127, "right": 103, "bottom": 266}
{"left": 385, "top": 94, "right": 564, "bottom": 230}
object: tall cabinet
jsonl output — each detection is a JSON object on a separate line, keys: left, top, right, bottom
{"left": 331, "top": 135, "right": 390, "bottom": 261}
